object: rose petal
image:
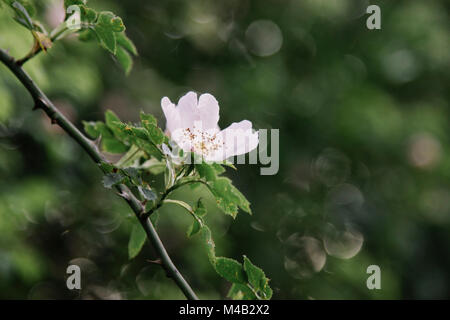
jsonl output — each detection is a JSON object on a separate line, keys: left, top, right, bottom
{"left": 161, "top": 97, "right": 181, "bottom": 135}
{"left": 216, "top": 120, "right": 259, "bottom": 160}
{"left": 177, "top": 91, "right": 199, "bottom": 129}
{"left": 198, "top": 93, "right": 220, "bottom": 130}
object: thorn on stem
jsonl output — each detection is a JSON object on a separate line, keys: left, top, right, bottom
{"left": 90, "top": 140, "right": 101, "bottom": 153}
{"left": 116, "top": 192, "right": 130, "bottom": 201}
{"left": 146, "top": 259, "right": 162, "bottom": 265}
{"left": 147, "top": 259, "right": 172, "bottom": 278}
{"left": 51, "top": 118, "right": 57, "bottom": 125}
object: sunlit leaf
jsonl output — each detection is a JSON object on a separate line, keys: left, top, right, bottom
{"left": 196, "top": 162, "right": 218, "bottom": 181}
{"left": 215, "top": 257, "right": 247, "bottom": 284}
{"left": 97, "top": 11, "right": 125, "bottom": 32}
{"left": 94, "top": 23, "right": 116, "bottom": 54}
{"left": 208, "top": 177, "right": 240, "bottom": 218}
{"left": 117, "top": 32, "right": 138, "bottom": 55}
{"left": 116, "top": 46, "right": 132, "bottom": 75}
{"left": 243, "top": 256, "right": 272, "bottom": 299}
{"left": 140, "top": 112, "right": 166, "bottom": 145}
{"left": 83, "top": 120, "right": 102, "bottom": 139}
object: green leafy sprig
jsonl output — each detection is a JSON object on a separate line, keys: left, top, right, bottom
{"left": 84, "top": 110, "right": 272, "bottom": 300}
{"left": 1, "top": 0, "right": 137, "bottom": 73}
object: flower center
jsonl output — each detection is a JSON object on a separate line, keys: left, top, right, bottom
{"left": 179, "top": 125, "right": 223, "bottom": 158}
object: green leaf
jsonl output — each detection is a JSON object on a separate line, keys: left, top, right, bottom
{"left": 146, "top": 125, "right": 166, "bottom": 145}
{"left": 188, "top": 218, "right": 266, "bottom": 300}
{"left": 139, "top": 112, "right": 165, "bottom": 145}
{"left": 243, "top": 256, "right": 273, "bottom": 300}
{"left": 212, "top": 163, "right": 226, "bottom": 175}
{"left": 96, "top": 10, "right": 113, "bottom": 24}
{"left": 133, "top": 127, "right": 149, "bottom": 140}
{"left": 94, "top": 12, "right": 122, "bottom": 54}
{"left": 95, "top": 122, "right": 112, "bottom": 137}
{"left": 214, "top": 257, "right": 247, "bottom": 284}
{"left": 189, "top": 181, "right": 202, "bottom": 190}
{"left": 79, "top": 5, "right": 97, "bottom": 23}
{"left": 208, "top": 177, "right": 240, "bottom": 218}
{"left": 195, "top": 198, "right": 207, "bottom": 217}
{"left": 83, "top": 117, "right": 129, "bottom": 154}
{"left": 101, "top": 138, "right": 128, "bottom": 153}
{"left": 94, "top": 23, "right": 116, "bottom": 54}
{"left": 83, "top": 121, "right": 101, "bottom": 139}
{"left": 82, "top": 121, "right": 111, "bottom": 139}
{"left": 114, "top": 122, "right": 149, "bottom": 140}
{"left": 111, "top": 17, "right": 125, "bottom": 32}
{"left": 200, "top": 225, "right": 216, "bottom": 264}
{"left": 102, "top": 172, "right": 124, "bottom": 189}
{"left": 97, "top": 11, "right": 125, "bottom": 32}
{"left": 134, "top": 139, "right": 163, "bottom": 159}
{"left": 63, "top": 3, "right": 135, "bottom": 74}
{"left": 196, "top": 162, "right": 218, "bottom": 181}
{"left": 208, "top": 177, "right": 252, "bottom": 217}
{"left": 227, "top": 283, "right": 257, "bottom": 300}
{"left": 104, "top": 111, "right": 129, "bottom": 141}
{"left": 116, "top": 46, "right": 133, "bottom": 75}
{"left": 174, "top": 198, "right": 207, "bottom": 238}
{"left": 140, "top": 112, "right": 157, "bottom": 127}
{"left": 230, "top": 183, "right": 252, "bottom": 215}
{"left": 187, "top": 219, "right": 201, "bottom": 238}
{"left": 128, "top": 224, "right": 146, "bottom": 259}
{"left": 105, "top": 110, "right": 121, "bottom": 128}
{"left": 117, "top": 32, "right": 138, "bottom": 55}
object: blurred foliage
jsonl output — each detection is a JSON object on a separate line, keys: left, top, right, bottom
{"left": 0, "top": 0, "right": 449, "bottom": 299}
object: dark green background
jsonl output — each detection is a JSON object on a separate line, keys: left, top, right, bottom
{"left": 0, "top": 0, "right": 449, "bottom": 299}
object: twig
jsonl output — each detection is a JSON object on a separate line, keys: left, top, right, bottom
{"left": 0, "top": 48, "right": 198, "bottom": 300}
